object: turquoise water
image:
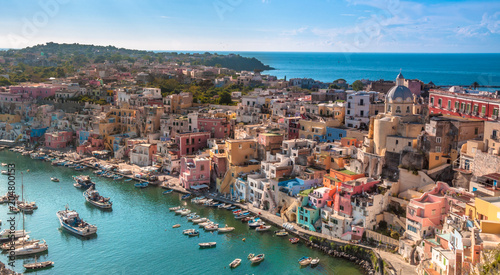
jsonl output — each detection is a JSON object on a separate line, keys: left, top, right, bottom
{"left": 176, "top": 51, "right": 500, "bottom": 86}
{"left": 0, "top": 150, "right": 363, "bottom": 274}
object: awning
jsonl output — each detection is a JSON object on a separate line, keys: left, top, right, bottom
{"left": 191, "top": 184, "right": 209, "bottom": 190}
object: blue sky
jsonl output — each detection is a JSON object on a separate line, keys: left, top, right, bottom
{"left": 0, "top": 0, "right": 499, "bottom": 52}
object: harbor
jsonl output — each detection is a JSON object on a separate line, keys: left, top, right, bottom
{"left": 0, "top": 149, "right": 365, "bottom": 274}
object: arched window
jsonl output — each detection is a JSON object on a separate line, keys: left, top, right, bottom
{"left": 396, "top": 106, "right": 401, "bottom": 113}
{"left": 406, "top": 106, "right": 410, "bottom": 113}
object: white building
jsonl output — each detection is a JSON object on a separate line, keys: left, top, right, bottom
{"left": 130, "top": 144, "right": 155, "bottom": 166}
{"left": 345, "top": 91, "right": 371, "bottom": 129}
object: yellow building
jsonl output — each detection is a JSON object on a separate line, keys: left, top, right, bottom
{"left": 0, "top": 114, "right": 21, "bottom": 123}
{"left": 467, "top": 197, "right": 500, "bottom": 222}
{"left": 225, "top": 139, "right": 258, "bottom": 166}
{"left": 299, "top": 119, "right": 341, "bottom": 140}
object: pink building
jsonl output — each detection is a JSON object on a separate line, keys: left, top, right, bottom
{"left": 308, "top": 187, "right": 332, "bottom": 209}
{"left": 175, "top": 132, "right": 211, "bottom": 156}
{"left": 45, "top": 131, "right": 74, "bottom": 149}
{"left": 77, "top": 134, "right": 104, "bottom": 155}
{"left": 10, "top": 84, "right": 60, "bottom": 99}
{"left": 332, "top": 177, "right": 380, "bottom": 214}
{"left": 198, "top": 117, "right": 230, "bottom": 139}
{"left": 179, "top": 156, "right": 210, "bottom": 190}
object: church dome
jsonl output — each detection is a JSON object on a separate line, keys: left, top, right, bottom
{"left": 386, "top": 85, "right": 413, "bottom": 102}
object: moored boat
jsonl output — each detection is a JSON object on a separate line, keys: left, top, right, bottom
{"left": 180, "top": 209, "right": 191, "bottom": 216}
{"left": 187, "top": 230, "right": 199, "bottom": 237}
{"left": 73, "top": 175, "right": 95, "bottom": 189}
{"left": 50, "top": 177, "right": 59, "bottom": 182}
{"left": 169, "top": 206, "right": 181, "bottom": 211}
{"left": 198, "top": 242, "right": 216, "bottom": 248}
{"left": 255, "top": 225, "right": 271, "bottom": 232}
{"left": 250, "top": 254, "right": 265, "bottom": 263}
{"left": 311, "top": 258, "right": 320, "bottom": 266}
{"left": 0, "top": 229, "right": 27, "bottom": 241}
{"left": 289, "top": 237, "right": 300, "bottom": 244}
{"left": 298, "top": 256, "right": 312, "bottom": 266}
{"left": 204, "top": 224, "right": 219, "bottom": 231}
{"left": 181, "top": 193, "right": 191, "bottom": 200}
{"left": 23, "top": 258, "right": 54, "bottom": 270}
{"left": 218, "top": 226, "right": 235, "bottom": 233}
{"left": 275, "top": 229, "right": 288, "bottom": 236}
{"left": 192, "top": 217, "right": 207, "bottom": 224}
{"left": 134, "top": 182, "right": 148, "bottom": 188}
{"left": 162, "top": 189, "right": 173, "bottom": 194}
{"left": 247, "top": 253, "right": 255, "bottom": 259}
{"left": 172, "top": 224, "right": 181, "bottom": 228}
{"left": 229, "top": 258, "right": 241, "bottom": 268}
{"left": 13, "top": 240, "right": 48, "bottom": 256}
{"left": 56, "top": 207, "right": 97, "bottom": 236}
{"left": 83, "top": 186, "right": 112, "bottom": 209}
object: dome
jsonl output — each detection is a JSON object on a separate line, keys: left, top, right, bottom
{"left": 386, "top": 85, "right": 413, "bottom": 102}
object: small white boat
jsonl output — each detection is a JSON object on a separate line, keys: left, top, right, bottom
{"left": 1, "top": 170, "right": 10, "bottom": 175}
{"left": 192, "top": 217, "right": 208, "bottom": 224}
{"left": 51, "top": 177, "right": 59, "bottom": 182}
{"left": 169, "top": 206, "right": 181, "bottom": 211}
{"left": 0, "top": 229, "right": 27, "bottom": 241}
{"left": 199, "top": 242, "right": 216, "bottom": 248}
{"left": 13, "top": 241, "right": 48, "bottom": 256}
{"left": 255, "top": 225, "right": 271, "bottom": 232}
{"left": 1, "top": 163, "right": 7, "bottom": 166}
{"left": 311, "top": 258, "right": 320, "bottom": 266}
{"left": 298, "top": 256, "right": 312, "bottom": 266}
{"left": 199, "top": 221, "right": 212, "bottom": 227}
{"left": 204, "top": 224, "right": 219, "bottom": 231}
{"left": 73, "top": 183, "right": 82, "bottom": 188}
{"left": 229, "top": 258, "right": 241, "bottom": 268}
{"left": 23, "top": 256, "right": 54, "bottom": 270}
{"left": 183, "top": 229, "right": 196, "bottom": 235}
{"left": 180, "top": 209, "right": 191, "bottom": 216}
{"left": 218, "top": 226, "right": 235, "bottom": 233}
{"left": 250, "top": 254, "right": 265, "bottom": 263}
{"left": 172, "top": 224, "right": 181, "bottom": 228}
{"left": 187, "top": 215, "right": 199, "bottom": 221}
{"left": 175, "top": 208, "right": 186, "bottom": 214}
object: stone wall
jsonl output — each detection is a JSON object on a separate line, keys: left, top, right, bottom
{"left": 472, "top": 150, "right": 500, "bottom": 177}
{"left": 365, "top": 229, "right": 400, "bottom": 247}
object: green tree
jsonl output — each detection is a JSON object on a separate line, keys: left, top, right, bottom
{"left": 218, "top": 91, "right": 232, "bottom": 105}
{"left": 352, "top": 80, "right": 364, "bottom": 91}
{"left": 0, "top": 77, "right": 13, "bottom": 86}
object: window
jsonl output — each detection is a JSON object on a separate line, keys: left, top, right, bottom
{"left": 200, "top": 165, "right": 204, "bottom": 171}
{"left": 482, "top": 106, "right": 486, "bottom": 114}
{"left": 396, "top": 140, "right": 399, "bottom": 145}
{"left": 406, "top": 106, "right": 410, "bottom": 113}
{"left": 455, "top": 101, "right": 459, "bottom": 110}
{"left": 396, "top": 106, "right": 401, "bottom": 113}
{"left": 493, "top": 108, "right": 499, "bottom": 116}
{"left": 436, "top": 137, "right": 441, "bottom": 143}
{"left": 408, "top": 142, "right": 411, "bottom": 146}
{"left": 347, "top": 110, "right": 350, "bottom": 115}
{"left": 435, "top": 146, "right": 441, "bottom": 152}
{"left": 432, "top": 209, "right": 436, "bottom": 215}
{"left": 448, "top": 100, "right": 451, "bottom": 109}
{"left": 473, "top": 105, "right": 478, "bottom": 113}
{"left": 430, "top": 97, "right": 434, "bottom": 105}
{"left": 407, "top": 225, "right": 417, "bottom": 233}
{"left": 340, "top": 205, "right": 344, "bottom": 211}
{"left": 360, "top": 110, "right": 364, "bottom": 116}
{"left": 475, "top": 127, "right": 478, "bottom": 135}
{"left": 438, "top": 98, "right": 442, "bottom": 107}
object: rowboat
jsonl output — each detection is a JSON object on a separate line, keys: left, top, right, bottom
{"left": 218, "top": 226, "right": 235, "bottom": 233}
{"left": 311, "top": 258, "right": 320, "bottom": 266}
{"left": 298, "top": 256, "right": 312, "bottom": 266}
{"left": 169, "top": 206, "right": 181, "bottom": 211}
{"left": 199, "top": 242, "right": 216, "bottom": 248}
{"left": 275, "top": 229, "right": 288, "bottom": 236}
{"left": 183, "top": 229, "right": 196, "bottom": 235}
{"left": 250, "top": 254, "right": 265, "bottom": 263}
{"left": 204, "top": 224, "right": 219, "bottom": 231}
{"left": 255, "top": 225, "right": 271, "bottom": 232}
{"left": 23, "top": 257, "right": 54, "bottom": 270}
{"left": 134, "top": 182, "right": 148, "bottom": 188}
{"left": 192, "top": 217, "right": 207, "bottom": 224}
{"left": 181, "top": 194, "right": 191, "bottom": 200}
{"left": 50, "top": 177, "right": 59, "bottom": 182}
{"left": 289, "top": 237, "right": 300, "bottom": 244}
{"left": 198, "top": 221, "right": 212, "bottom": 227}
{"left": 187, "top": 230, "right": 199, "bottom": 237}
{"left": 163, "top": 189, "right": 173, "bottom": 194}
{"left": 187, "top": 215, "right": 200, "bottom": 221}
{"left": 229, "top": 258, "right": 241, "bottom": 268}
{"left": 179, "top": 209, "right": 191, "bottom": 216}
{"left": 172, "top": 224, "right": 181, "bottom": 228}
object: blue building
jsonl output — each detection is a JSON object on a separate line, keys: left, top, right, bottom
{"left": 317, "top": 127, "right": 347, "bottom": 142}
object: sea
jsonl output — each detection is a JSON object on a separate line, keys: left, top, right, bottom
{"left": 174, "top": 51, "right": 500, "bottom": 87}
{"left": 0, "top": 150, "right": 363, "bottom": 275}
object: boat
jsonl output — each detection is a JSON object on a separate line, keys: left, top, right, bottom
{"left": 241, "top": 216, "right": 253, "bottom": 223}
{"left": 124, "top": 178, "right": 133, "bottom": 182}
{"left": 175, "top": 208, "right": 186, "bottom": 214}
{"left": 249, "top": 220, "right": 265, "bottom": 228}
{"left": 204, "top": 224, "right": 219, "bottom": 231}
{"left": 169, "top": 206, "right": 181, "bottom": 211}
{"left": 172, "top": 224, "right": 181, "bottom": 228}
{"left": 1, "top": 163, "right": 7, "bottom": 166}
{"left": 180, "top": 209, "right": 192, "bottom": 216}
{"left": 289, "top": 237, "right": 300, "bottom": 244}
{"left": 231, "top": 209, "right": 241, "bottom": 213}
{"left": 187, "top": 215, "right": 200, "bottom": 221}
{"left": 218, "top": 226, "right": 235, "bottom": 233}
{"left": 83, "top": 186, "right": 112, "bottom": 209}
{"left": 183, "top": 229, "right": 196, "bottom": 235}
{"left": 187, "top": 230, "right": 199, "bottom": 237}
{"left": 229, "top": 258, "right": 241, "bottom": 268}
{"left": 73, "top": 183, "right": 82, "bottom": 188}
{"left": 247, "top": 253, "right": 255, "bottom": 259}
{"left": 0, "top": 236, "right": 35, "bottom": 250}
{"left": 13, "top": 240, "right": 48, "bottom": 256}
{"left": 10, "top": 206, "right": 20, "bottom": 213}
{"left": 162, "top": 189, "right": 173, "bottom": 195}
{"left": 74, "top": 165, "right": 87, "bottom": 171}
{"left": 181, "top": 194, "right": 191, "bottom": 200}
{"left": 134, "top": 182, "right": 148, "bottom": 188}
{"left": 56, "top": 207, "right": 97, "bottom": 236}
{"left": 23, "top": 257, "right": 54, "bottom": 270}
{"left": 311, "top": 258, "right": 320, "bottom": 266}
{"left": 1, "top": 170, "right": 10, "bottom": 175}
{"left": 0, "top": 229, "right": 27, "bottom": 241}
{"left": 223, "top": 204, "right": 234, "bottom": 209}
{"left": 73, "top": 175, "right": 95, "bottom": 189}
{"left": 51, "top": 177, "right": 59, "bottom": 182}
{"left": 198, "top": 221, "right": 212, "bottom": 227}
{"left": 226, "top": 206, "right": 236, "bottom": 210}
{"left": 113, "top": 175, "right": 124, "bottom": 180}
{"left": 235, "top": 212, "right": 250, "bottom": 219}
{"left": 192, "top": 217, "right": 207, "bottom": 224}
{"left": 275, "top": 229, "right": 288, "bottom": 236}
{"left": 198, "top": 242, "right": 216, "bottom": 248}
{"left": 298, "top": 256, "right": 312, "bottom": 266}
{"left": 250, "top": 254, "right": 265, "bottom": 263}
{"left": 255, "top": 225, "right": 271, "bottom": 232}
{"left": 18, "top": 203, "right": 35, "bottom": 214}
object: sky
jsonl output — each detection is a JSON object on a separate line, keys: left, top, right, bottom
{"left": 0, "top": 0, "right": 499, "bottom": 53}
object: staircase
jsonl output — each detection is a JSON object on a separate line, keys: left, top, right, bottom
{"left": 265, "top": 187, "right": 277, "bottom": 214}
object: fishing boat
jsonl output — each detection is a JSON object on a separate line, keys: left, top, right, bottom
{"left": 187, "top": 230, "right": 199, "bottom": 237}
{"left": 0, "top": 229, "right": 27, "bottom": 241}
{"left": 192, "top": 217, "right": 207, "bottom": 224}
{"left": 250, "top": 254, "right": 265, "bottom": 263}
{"left": 169, "top": 206, "right": 181, "bottom": 211}
{"left": 83, "top": 186, "right": 112, "bottom": 209}
{"left": 223, "top": 204, "right": 234, "bottom": 209}
{"left": 231, "top": 209, "right": 242, "bottom": 213}
{"left": 229, "top": 258, "right": 241, "bottom": 268}
{"left": 311, "top": 258, "right": 320, "bottom": 266}
{"left": 23, "top": 257, "right": 54, "bottom": 270}
{"left": 134, "top": 182, "right": 148, "bottom": 188}
{"left": 218, "top": 203, "right": 230, "bottom": 208}
{"left": 183, "top": 229, "right": 196, "bottom": 235}
{"left": 162, "top": 189, "right": 173, "bottom": 195}
{"left": 289, "top": 237, "right": 300, "bottom": 244}
{"left": 241, "top": 216, "right": 253, "bottom": 223}
{"left": 198, "top": 242, "right": 216, "bottom": 248}
{"left": 226, "top": 206, "right": 236, "bottom": 210}
{"left": 73, "top": 175, "right": 95, "bottom": 189}
{"left": 124, "top": 178, "right": 133, "bottom": 182}
{"left": 180, "top": 209, "right": 192, "bottom": 216}
{"left": 248, "top": 220, "right": 265, "bottom": 228}
{"left": 113, "top": 175, "right": 124, "bottom": 180}
{"left": 195, "top": 198, "right": 207, "bottom": 204}
{"left": 275, "top": 229, "right": 289, "bottom": 236}
{"left": 50, "top": 177, "right": 59, "bottom": 182}
{"left": 255, "top": 225, "right": 271, "bottom": 232}
{"left": 13, "top": 240, "right": 48, "bottom": 256}
{"left": 204, "top": 224, "right": 219, "bottom": 231}
{"left": 181, "top": 194, "right": 191, "bottom": 200}
{"left": 56, "top": 207, "right": 97, "bottom": 236}
{"left": 187, "top": 215, "right": 200, "bottom": 221}
{"left": 235, "top": 212, "right": 250, "bottom": 219}
{"left": 298, "top": 256, "right": 312, "bottom": 266}
{"left": 218, "top": 226, "right": 235, "bottom": 233}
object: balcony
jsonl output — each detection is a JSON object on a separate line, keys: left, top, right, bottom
{"left": 490, "top": 135, "right": 500, "bottom": 142}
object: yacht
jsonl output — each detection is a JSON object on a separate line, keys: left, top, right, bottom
{"left": 56, "top": 207, "right": 97, "bottom": 236}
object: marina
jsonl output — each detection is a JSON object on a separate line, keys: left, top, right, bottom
{"left": 0, "top": 149, "right": 363, "bottom": 274}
